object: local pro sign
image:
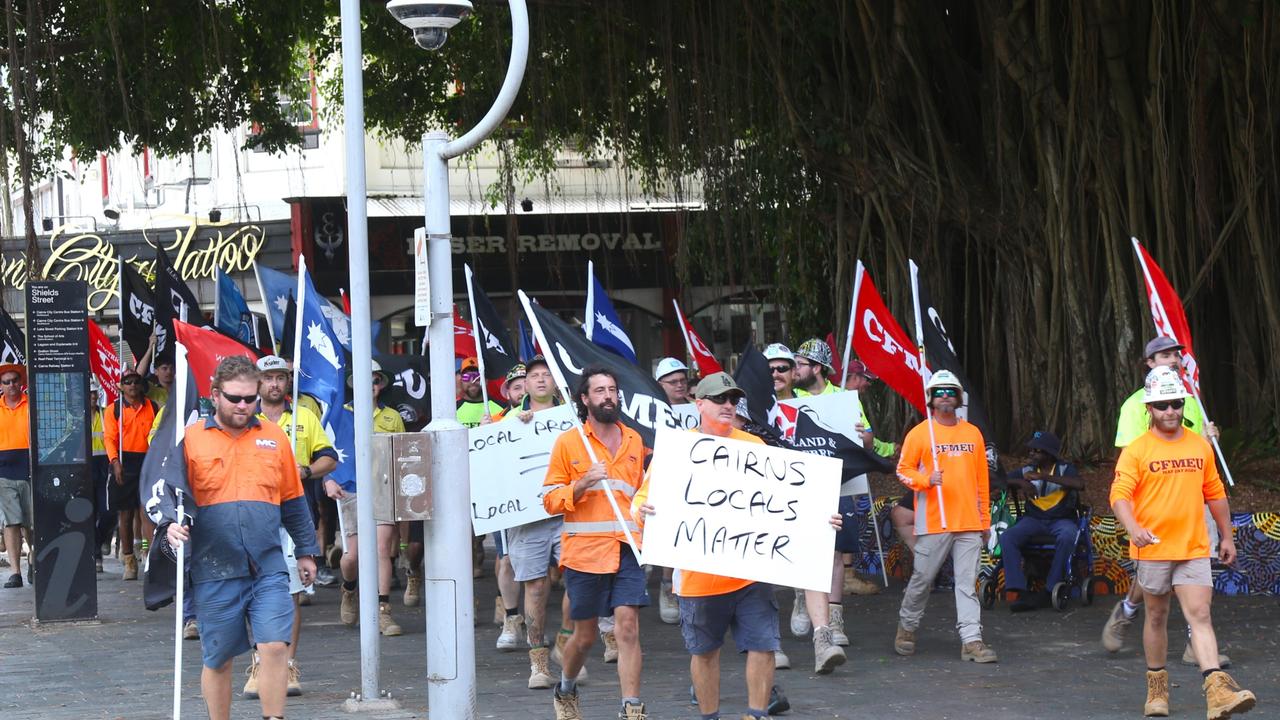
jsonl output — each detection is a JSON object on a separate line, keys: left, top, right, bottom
{"left": 640, "top": 428, "right": 841, "bottom": 593}
{"left": 469, "top": 405, "right": 576, "bottom": 535}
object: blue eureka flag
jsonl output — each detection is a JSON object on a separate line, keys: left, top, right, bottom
{"left": 296, "top": 269, "right": 346, "bottom": 425}
{"left": 326, "top": 404, "right": 358, "bottom": 493}
{"left": 257, "top": 265, "right": 295, "bottom": 347}
{"left": 215, "top": 268, "right": 255, "bottom": 345}
{"left": 584, "top": 266, "right": 638, "bottom": 364}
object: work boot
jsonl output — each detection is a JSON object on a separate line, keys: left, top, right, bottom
{"left": 242, "top": 654, "right": 261, "bottom": 699}
{"left": 493, "top": 596, "right": 505, "bottom": 625}
{"left": 961, "top": 640, "right": 998, "bottom": 663}
{"left": 3, "top": 573, "right": 21, "bottom": 588}
{"left": 658, "top": 582, "right": 679, "bottom": 624}
{"left": 1203, "top": 670, "right": 1255, "bottom": 720}
{"left": 789, "top": 588, "right": 811, "bottom": 637}
{"left": 552, "top": 685, "right": 582, "bottom": 720}
{"left": 773, "top": 649, "right": 791, "bottom": 670}
{"left": 1102, "top": 600, "right": 1136, "bottom": 652}
{"left": 287, "top": 659, "right": 302, "bottom": 697}
{"left": 619, "top": 700, "right": 647, "bottom": 719}
{"left": 403, "top": 572, "right": 422, "bottom": 607}
{"left": 497, "top": 613, "right": 524, "bottom": 651}
{"left": 378, "top": 602, "right": 402, "bottom": 636}
{"left": 829, "top": 603, "right": 849, "bottom": 646}
{"left": 551, "top": 633, "right": 589, "bottom": 684}
{"left": 121, "top": 554, "right": 138, "bottom": 581}
{"left": 601, "top": 629, "right": 619, "bottom": 663}
{"left": 894, "top": 625, "right": 916, "bottom": 656}
{"left": 340, "top": 586, "right": 358, "bottom": 626}
{"left": 528, "top": 647, "right": 555, "bottom": 689}
{"left": 183, "top": 619, "right": 200, "bottom": 640}
{"left": 844, "top": 566, "right": 881, "bottom": 595}
{"left": 1144, "top": 669, "right": 1170, "bottom": 717}
{"left": 1182, "top": 641, "right": 1232, "bottom": 668}
{"left": 813, "top": 625, "right": 847, "bottom": 675}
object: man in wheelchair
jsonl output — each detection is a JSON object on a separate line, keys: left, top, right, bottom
{"left": 998, "top": 431, "right": 1084, "bottom": 612}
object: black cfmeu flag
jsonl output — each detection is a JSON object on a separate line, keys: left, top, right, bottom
{"left": 471, "top": 278, "right": 518, "bottom": 380}
{"left": 141, "top": 365, "right": 199, "bottom": 611}
{"left": 374, "top": 352, "right": 432, "bottom": 431}
{"left": 153, "top": 248, "right": 201, "bottom": 365}
{"left": 914, "top": 268, "right": 1000, "bottom": 473}
{"left": 0, "top": 306, "right": 24, "bottom": 364}
{"left": 278, "top": 294, "right": 297, "bottom": 361}
{"left": 120, "top": 262, "right": 157, "bottom": 363}
{"left": 734, "top": 343, "right": 892, "bottom": 478}
{"left": 526, "top": 299, "right": 684, "bottom": 448}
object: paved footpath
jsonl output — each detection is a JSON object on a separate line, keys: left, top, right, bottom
{"left": 0, "top": 555, "right": 1277, "bottom": 719}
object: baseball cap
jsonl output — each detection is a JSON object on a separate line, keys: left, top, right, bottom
{"left": 654, "top": 357, "right": 689, "bottom": 381}
{"left": 460, "top": 357, "right": 480, "bottom": 373}
{"left": 1026, "top": 430, "right": 1062, "bottom": 460}
{"left": 525, "top": 354, "right": 549, "bottom": 373}
{"left": 1143, "top": 336, "right": 1183, "bottom": 359}
{"left": 694, "top": 372, "right": 746, "bottom": 401}
{"left": 845, "top": 359, "right": 877, "bottom": 381}
{"left": 505, "top": 364, "right": 527, "bottom": 385}
{"left": 256, "top": 355, "right": 290, "bottom": 375}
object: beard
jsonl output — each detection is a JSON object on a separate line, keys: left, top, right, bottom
{"left": 217, "top": 406, "right": 252, "bottom": 430}
{"left": 588, "top": 401, "right": 620, "bottom": 424}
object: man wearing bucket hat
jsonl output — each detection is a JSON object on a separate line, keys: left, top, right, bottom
{"left": 998, "top": 430, "right": 1084, "bottom": 612}
{"left": 0, "top": 362, "right": 30, "bottom": 588}
{"left": 1110, "top": 366, "right": 1254, "bottom": 719}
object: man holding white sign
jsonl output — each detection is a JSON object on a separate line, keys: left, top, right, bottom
{"left": 634, "top": 373, "right": 845, "bottom": 719}
{"left": 894, "top": 370, "right": 997, "bottom": 663}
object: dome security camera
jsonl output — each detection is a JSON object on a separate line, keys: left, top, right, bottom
{"left": 386, "top": 0, "right": 474, "bottom": 51}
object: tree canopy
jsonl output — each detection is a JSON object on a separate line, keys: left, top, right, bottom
{"left": 344, "top": 0, "right": 1280, "bottom": 460}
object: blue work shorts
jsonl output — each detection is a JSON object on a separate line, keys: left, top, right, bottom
{"left": 678, "top": 582, "right": 780, "bottom": 656}
{"left": 562, "top": 543, "right": 648, "bottom": 620}
{"left": 194, "top": 571, "right": 293, "bottom": 669}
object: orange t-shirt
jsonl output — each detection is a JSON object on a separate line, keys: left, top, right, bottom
{"left": 896, "top": 419, "right": 990, "bottom": 535}
{"left": 632, "top": 427, "right": 762, "bottom": 598}
{"left": 1110, "top": 429, "right": 1226, "bottom": 561}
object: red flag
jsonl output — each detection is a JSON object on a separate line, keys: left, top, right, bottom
{"left": 340, "top": 289, "right": 351, "bottom": 316}
{"left": 825, "top": 332, "right": 842, "bottom": 378}
{"left": 851, "top": 263, "right": 928, "bottom": 415}
{"left": 173, "top": 320, "right": 260, "bottom": 397}
{"left": 1132, "top": 238, "right": 1201, "bottom": 394}
{"left": 453, "top": 307, "right": 478, "bottom": 359}
{"left": 671, "top": 300, "right": 722, "bottom": 376}
{"left": 88, "top": 319, "right": 121, "bottom": 405}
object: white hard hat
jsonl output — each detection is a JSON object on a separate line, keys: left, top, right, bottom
{"left": 653, "top": 357, "right": 688, "bottom": 381}
{"left": 762, "top": 343, "right": 795, "bottom": 365}
{"left": 924, "top": 369, "right": 963, "bottom": 394}
{"left": 1143, "top": 366, "right": 1189, "bottom": 403}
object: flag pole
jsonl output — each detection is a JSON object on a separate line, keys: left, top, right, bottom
{"left": 1130, "top": 238, "right": 1234, "bottom": 487}
{"left": 463, "top": 264, "right": 492, "bottom": 418}
{"left": 841, "top": 262, "right": 864, "bottom": 388}
{"left": 118, "top": 257, "right": 127, "bottom": 464}
{"left": 171, "top": 341, "right": 189, "bottom": 720}
{"left": 671, "top": 299, "right": 697, "bottom": 368}
{"left": 519, "top": 290, "right": 642, "bottom": 565}
{"left": 908, "top": 260, "right": 947, "bottom": 529}
{"left": 290, "top": 258, "right": 307, "bottom": 449}
{"left": 251, "top": 261, "right": 278, "bottom": 351}
{"left": 583, "top": 261, "right": 596, "bottom": 341}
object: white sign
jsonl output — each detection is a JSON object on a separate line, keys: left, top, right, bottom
{"left": 414, "top": 228, "right": 430, "bottom": 327}
{"left": 640, "top": 428, "right": 842, "bottom": 593}
{"left": 469, "top": 404, "right": 576, "bottom": 535}
{"left": 780, "top": 392, "right": 870, "bottom": 496}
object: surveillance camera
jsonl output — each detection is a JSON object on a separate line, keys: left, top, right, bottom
{"left": 386, "top": 0, "right": 473, "bottom": 51}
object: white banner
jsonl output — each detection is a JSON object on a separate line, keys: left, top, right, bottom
{"left": 469, "top": 404, "right": 576, "bottom": 535}
{"left": 640, "top": 428, "right": 842, "bottom": 593}
{"left": 780, "top": 392, "right": 870, "bottom": 496}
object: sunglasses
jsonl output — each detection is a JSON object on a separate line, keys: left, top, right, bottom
{"left": 768, "top": 365, "right": 792, "bottom": 375}
{"left": 121, "top": 378, "right": 141, "bottom": 386}
{"left": 0, "top": 378, "right": 21, "bottom": 386}
{"left": 703, "top": 393, "right": 739, "bottom": 406}
{"left": 930, "top": 388, "right": 959, "bottom": 398}
{"left": 460, "top": 372, "right": 480, "bottom": 383}
{"left": 218, "top": 390, "right": 259, "bottom": 406}
{"left": 1149, "top": 399, "right": 1185, "bottom": 411}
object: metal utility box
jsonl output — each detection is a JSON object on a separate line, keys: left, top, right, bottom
{"left": 371, "top": 432, "right": 434, "bottom": 521}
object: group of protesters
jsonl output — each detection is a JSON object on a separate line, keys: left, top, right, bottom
{"left": 0, "top": 319, "right": 1259, "bottom": 720}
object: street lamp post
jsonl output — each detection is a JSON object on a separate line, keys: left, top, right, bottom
{"left": 417, "top": 2, "right": 528, "bottom": 717}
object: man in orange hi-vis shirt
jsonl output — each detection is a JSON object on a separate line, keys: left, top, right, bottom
{"left": 543, "top": 366, "right": 648, "bottom": 720}
{"left": 893, "top": 370, "right": 997, "bottom": 664}
{"left": 1110, "top": 366, "right": 1255, "bottom": 720}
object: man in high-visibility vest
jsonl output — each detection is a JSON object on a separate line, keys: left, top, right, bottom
{"left": 104, "top": 366, "right": 158, "bottom": 581}
{"left": 543, "top": 366, "right": 648, "bottom": 720}
{"left": 0, "top": 362, "right": 30, "bottom": 588}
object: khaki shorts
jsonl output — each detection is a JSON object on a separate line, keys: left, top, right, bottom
{"left": 0, "top": 478, "right": 32, "bottom": 528}
{"left": 337, "top": 494, "right": 393, "bottom": 537}
{"left": 1136, "top": 558, "right": 1212, "bottom": 595}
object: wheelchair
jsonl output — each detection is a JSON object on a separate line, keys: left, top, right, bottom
{"left": 978, "top": 492, "right": 1102, "bottom": 612}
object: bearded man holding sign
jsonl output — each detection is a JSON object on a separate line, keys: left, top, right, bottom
{"left": 634, "top": 373, "right": 844, "bottom": 720}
